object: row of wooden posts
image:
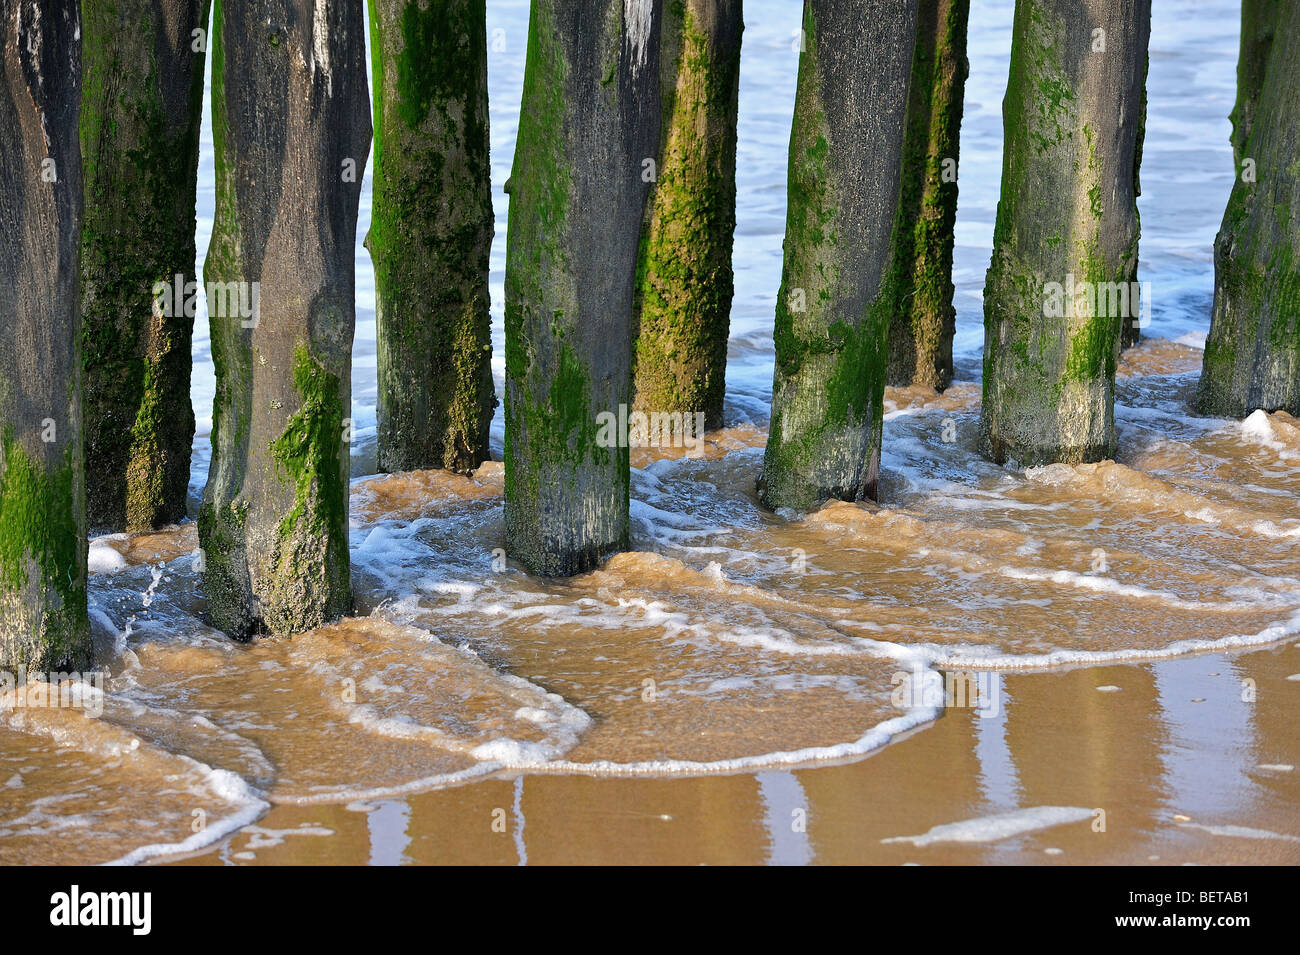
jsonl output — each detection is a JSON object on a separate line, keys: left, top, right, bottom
{"left": 0, "top": 0, "right": 1295, "bottom": 670}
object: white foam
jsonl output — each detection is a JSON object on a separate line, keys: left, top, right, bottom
{"left": 471, "top": 738, "right": 570, "bottom": 763}
{"left": 630, "top": 498, "right": 702, "bottom": 530}
{"left": 105, "top": 768, "right": 269, "bottom": 866}
{"left": 1238, "top": 409, "right": 1300, "bottom": 464}
{"left": 1116, "top": 401, "right": 1231, "bottom": 432}
{"left": 331, "top": 682, "right": 587, "bottom": 763}
{"left": 88, "top": 539, "right": 128, "bottom": 574}
{"left": 535, "top": 704, "right": 942, "bottom": 778}
{"left": 927, "top": 608, "right": 1300, "bottom": 669}
{"left": 714, "top": 627, "right": 876, "bottom": 659}
{"left": 1248, "top": 520, "right": 1300, "bottom": 539}
{"left": 997, "top": 565, "right": 1258, "bottom": 612}
{"left": 273, "top": 762, "right": 503, "bottom": 806}
{"left": 243, "top": 824, "right": 334, "bottom": 851}
{"left": 1241, "top": 409, "right": 1275, "bottom": 443}
{"left": 513, "top": 706, "right": 553, "bottom": 724}
{"left": 430, "top": 580, "right": 481, "bottom": 598}
{"left": 355, "top": 525, "right": 395, "bottom": 553}
{"left": 882, "top": 806, "right": 1094, "bottom": 847}
{"left": 1179, "top": 822, "right": 1300, "bottom": 843}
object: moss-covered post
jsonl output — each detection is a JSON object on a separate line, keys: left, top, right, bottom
{"left": 80, "top": 0, "right": 210, "bottom": 533}
{"left": 366, "top": 0, "right": 495, "bottom": 473}
{"left": 199, "top": 0, "right": 370, "bottom": 638}
{"left": 1229, "top": 0, "right": 1279, "bottom": 167}
{"left": 504, "top": 0, "right": 662, "bottom": 576}
{"left": 632, "top": 0, "right": 742, "bottom": 430}
{"left": 884, "top": 0, "right": 969, "bottom": 391}
{"left": 0, "top": 0, "right": 91, "bottom": 671}
{"left": 980, "top": 0, "right": 1151, "bottom": 465}
{"left": 757, "top": 1, "right": 917, "bottom": 511}
{"left": 1197, "top": 0, "right": 1300, "bottom": 416}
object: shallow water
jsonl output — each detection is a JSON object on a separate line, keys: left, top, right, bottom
{"left": 4, "top": 0, "right": 1299, "bottom": 864}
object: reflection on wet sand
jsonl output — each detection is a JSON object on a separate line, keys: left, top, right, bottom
{"left": 164, "top": 642, "right": 1299, "bottom": 865}
{"left": 1003, "top": 666, "right": 1166, "bottom": 850}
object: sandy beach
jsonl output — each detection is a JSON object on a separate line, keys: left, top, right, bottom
{"left": 161, "top": 639, "right": 1300, "bottom": 866}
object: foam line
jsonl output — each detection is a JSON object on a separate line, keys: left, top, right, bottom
{"left": 106, "top": 769, "right": 270, "bottom": 866}
{"left": 882, "top": 806, "right": 1095, "bottom": 847}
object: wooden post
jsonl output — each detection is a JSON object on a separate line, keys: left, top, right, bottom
{"left": 0, "top": 0, "right": 91, "bottom": 670}
{"left": 504, "top": 0, "right": 662, "bottom": 576}
{"left": 632, "top": 0, "right": 742, "bottom": 430}
{"left": 80, "top": 0, "right": 210, "bottom": 532}
{"left": 758, "top": 0, "right": 918, "bottom": 511}
{"left": 980, "top": 0, "right": 1150, "bottom": 465}
{"left": 367, "top": 0, "right": 496, "bottom": 474}
{"left": 1198, "top": 0, "right": 1300, "bottom": 416}
{"left": 885, "top": 0, "right": 969, "bottom": 391}
{"left": 199, "top": 0, "right": 370, "bottom": 637}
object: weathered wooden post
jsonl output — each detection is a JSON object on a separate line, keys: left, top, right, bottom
{"left": 504, "top": 0, "right": 662, "bottom": 576}
{"left": 367, "top": 0, "right": 495, "bottom": 474}
{"left": 80, "top": 0, "right": 210, "bottom": 533}
{"left": 199, "top": 0, "right": 370, "bottom": 637}
{"left": 0, "top": 0, "right": 91, "bottom": 670}
{"left": 1118, "top": 61, "right": 1147, "bottom": 351}
{"left": 1228, "top": 0, "right": 1278, "bottom": 166}
{"left": 980, "top": 0, "right": 1150, "bottom": 465}
{"left": 1198, "top": 0, "right": 1300, "bottom": 416}
{"left": 632, "top": 0, "right": 742, "bottom": 430}
{"left": 758, "top": 0, "right": 918, "bottom": 511}
{"left": 885, "top": 0, "right": 969, "bottom": 391}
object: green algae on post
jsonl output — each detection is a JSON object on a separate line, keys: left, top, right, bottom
{"left": 367, "top": 0, "right": 495, "bottom": 474}
{"left": 632, "top": 0, "right": 742, "bottom": 431}
{"left": 0, "top": 0, "right": 91, "bottom": 671}
{"left": 1198, "top": 0, "right": 1300, "bottom": 417}
{"left": 1229, "top": 0, "right": 1280, "bottom": 168}
{"left": 504, "top": 0, "right": 662, "bottom": 577}
{"left": 200, "top": 0, "right": 370, "bottom": 639}
{"left": 79, "top": 0, "right": 210, "bottom": 534}
{"left": 884, "top": 0, "right": 969, "bottom": 391}
{"left": 758, "top": 0, "right": 917, "bottom": 512}
{"left": 980, "top": 0, "right": 1150, "bottom": 466}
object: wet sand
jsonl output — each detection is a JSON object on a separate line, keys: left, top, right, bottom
{"left": 165, "top": 639, "right": 1300, "bottom": 865}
